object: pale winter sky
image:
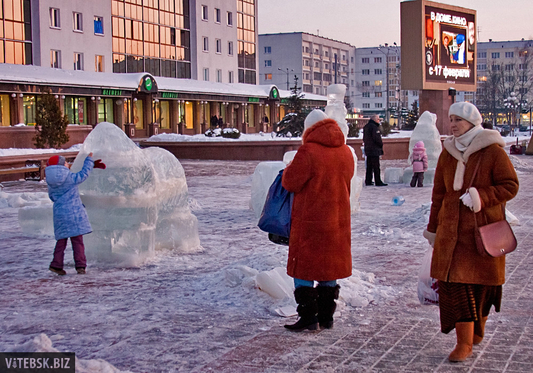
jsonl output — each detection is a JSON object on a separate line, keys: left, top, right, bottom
{"left": 258, "top": 0, "right": 533, "bottom": 48}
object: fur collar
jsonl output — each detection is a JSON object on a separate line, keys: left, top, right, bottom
{"left": 442, "top": 129, "right": 505, "bottom": 191}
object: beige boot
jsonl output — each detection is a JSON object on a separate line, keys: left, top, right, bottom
{"left": 448, "top": 322, "right": 474, "bottom": 362}
{"left": 473, "top": 316, "right": 488, "bottom": 345}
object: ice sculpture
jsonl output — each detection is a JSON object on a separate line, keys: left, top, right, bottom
{"left": 70, "top": 122, "right": 201, "bottom": 266}
{"left": 325, "top": 84, "right": 349, "bottom": 139}
{"left": 403, "top": 111, "right": 443, "bottom": 185}
{"left": 250, "top": 161, "right": 286, "bottom": 220}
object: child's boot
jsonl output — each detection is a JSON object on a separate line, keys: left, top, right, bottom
{"left": 76, "top": 267, "right": 86, "bottom": 274}
{"left": 49, "top": 266, "right": 66, "bottom": 276}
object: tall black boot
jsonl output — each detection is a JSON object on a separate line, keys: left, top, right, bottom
{"left": 317, "top": 285, "right": 340, "bottom": 329}
{"left": 284, "top": 287, "right": 319, "bottom": 332}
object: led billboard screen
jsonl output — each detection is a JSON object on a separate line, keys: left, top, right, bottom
{"left": 401, "top": 0, "right": 476, "bottom": 91}
{"left": 424, "top": 5, "right": 476, "bottom": 85}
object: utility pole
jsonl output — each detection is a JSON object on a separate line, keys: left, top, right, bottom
{"left": 278, "top": 67, "right": 293, "bottom": 90}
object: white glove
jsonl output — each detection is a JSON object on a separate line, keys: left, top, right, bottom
{"left": 460, "top": 192, "right": 474, "bottom": 210}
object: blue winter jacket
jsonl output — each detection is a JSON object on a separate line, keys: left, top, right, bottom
{"left": 45, "top": 157, "right": 94, "bottom": 240}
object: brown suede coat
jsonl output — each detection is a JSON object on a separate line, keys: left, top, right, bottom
{"left": 427, "top": 130, "right": 519, "bottom": 286}
{"left": 282, "top": 118, "right": 354, "bottom": 281}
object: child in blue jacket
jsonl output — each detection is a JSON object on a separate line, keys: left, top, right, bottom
{"left": 46, "top": 153, "right": 105, "bottom": 275}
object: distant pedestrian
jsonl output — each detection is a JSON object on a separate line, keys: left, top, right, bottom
{"left": 363, "top": 115, "right": 387, "bottom": 186}
{"left": 424, "top": 102, "right": 519, "bottom": 362}
{"left": 46, "top": 153, "right": 106, "bottom": 275}
{"left": 282, "top": 110, "right": 354, "bottom": 332}
{"left": 409, "top": 141, "right": 428, "bottom": 187}
{"left": 482, "top": 121, "right": 493, "bottom": 129}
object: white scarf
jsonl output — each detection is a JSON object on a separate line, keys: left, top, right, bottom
{"left": 454, "top": 126, "right": 483, "bottom": 152}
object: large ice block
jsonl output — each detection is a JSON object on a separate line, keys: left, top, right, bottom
{"left": 408, "top": 111, "right": 442, "bottom": 170}
{"left": 250, "top": 161, "right": 286, "bottom": 219}
{"left": 70, "top": 122, "right": 201, "bottom": 266}
{"left": 384, "top": 167, "right": 404, "bottom": 184}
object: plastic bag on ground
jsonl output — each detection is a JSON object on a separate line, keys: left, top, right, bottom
{"left": 417, "top": 247, "right": 439, "bottom": 305}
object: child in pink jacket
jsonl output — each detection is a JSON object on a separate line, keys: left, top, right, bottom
{"left": 409, "top": 141, "right": 428, "bottom": 187}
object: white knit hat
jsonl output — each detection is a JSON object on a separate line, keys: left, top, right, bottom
{"left": 304, "top": 109, "right": 328, "bottom": 132}
{"left": 449, "top": 102, "right": 482, "bottom": 127}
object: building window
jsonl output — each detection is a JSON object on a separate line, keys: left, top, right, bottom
{"left": 95, "top": 55, "right": 104, "bottom": 72}
{"left": 374, "top": 69, "right": 382, "bottom": 75}
{"left": 203, "top": 37, "right": 209, "bottom": 52}
{"left": 505, "top": 52, "right": 514, "bottom": 58}
{"left": 202, "top": 5, "right": 208, "bottom": 20}
{"left": 519, "top": 63, "right": 527, "bottom": 70}
{"left": 362, "top": 69, "right": 370, "bottom": 75}
{"left": 375, "top": 92, "right": 382, "bottom": 97}
{"left": 362, "top": 92, "right": 370, "bottom": 98}
{"left": 374, "top": 57, "right": 382, "bottom": 63}
{"left": 74, "top": 52, "right": 83, "bottom": 70}
{"left": 216, "top": 69, "right": 222, "bottom": 82}
{"left": 375, "top": 103, "right": 382, "bottom": 108}
{"left": 362, "top": 103, "right": 370, "bottom": 108}
{"left": 50, "top": 8, "right": 60, "bottom": 28}
{"left": 342, "top": 55, "right": 346, "bottom": 61}
{"left": 51, "top": 50, "right": 61, "bottom": 68}
{"left": 215, "top": 8, "right": 221, "bottom": 23}
{"left": 265, "top": 60, "right": 271, "bottom": 67}
{"left": 170, "top": 28, "right": 176, "bottom": 46}
{"left": 325, "top": 63, "right": 329, "bottom": 69}
{"left": 227, "top": 11, "right": 233, "bottom": 26}
{"left": 325, "top": 51, "right": 329, "bottom": 57}
{"left": 491, "top": 52, "right": 500, "bottom": 59}
{"left": 216, "top": 39, "right": 222, "bottom": 54}
{"left": 228, "top": 41, "right": 233, "bottom": 55}
{"left": 94, "top": 16, "right": 103, "bottom": 34}
{"left": 492, "top": 64, "right": 500, "bottom": 71}
{"left": 73, "top": 12, "right": 83, "bottom": 32}
{"left": 478, "top": 52, "right": 487, "bottom": 58}
{"left": 203, "top": 68, "right": 209, "bottom": 81}
{"left": 362, "top": 57, "right": 369, "bottom": 63}
{"left": 362, "top": 81, "right": 370, "bottom": 87}
{"left": 265, "top": 73, "right": 272, "bottom": 80}
{"left": 228, "top": 70, "right": 234, "bottom": 83}
{"left": 351, "top": 56, "right": 354, "bottom": 63}
{"left": 375, "top": 80, "right": 383, "bottom": 86}
{"left": 315, "top": 61, "right": 319, "bottom": 68}
{"left": 477, "top": 64, "right": 486, "bottom": 70}
{"left": 264, "top": 46, "right": 271, "bottom": 54}
{"left": 505, "top": 64, "right": 514, "bottom": 71}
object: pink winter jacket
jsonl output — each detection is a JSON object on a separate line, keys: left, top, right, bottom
{"left": 410, "top": 141, "right": 428, "bottom": 173}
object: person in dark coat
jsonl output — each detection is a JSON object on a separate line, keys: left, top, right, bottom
{"left": 424, "top": 102, "right": 519, "bottom": 362}
{"left": 46, "top": 153, "right": 106, "bottom": 275}
{"left": 363, "top": 115, "right": 387, "bottom": 186}
{"left": 282, "top": 109, "right": 354, "bottom": 332}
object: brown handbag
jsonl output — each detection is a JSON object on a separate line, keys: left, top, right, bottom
{"left": 468, "top": 157, "right": 517, "bottom": 258}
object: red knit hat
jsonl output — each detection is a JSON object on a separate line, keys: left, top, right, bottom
{"left": 47, "top": 155, "right": 66, "bottom": 167}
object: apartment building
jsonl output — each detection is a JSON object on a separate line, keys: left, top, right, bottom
{"left": 258, "top": 33, "right": 355, "bottom": 100}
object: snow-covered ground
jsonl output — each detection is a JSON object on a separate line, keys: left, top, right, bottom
{"left": 0, "top": 138, "right": 531, "bottom": 372}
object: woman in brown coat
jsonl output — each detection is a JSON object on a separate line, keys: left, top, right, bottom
{"left": 282, "top": 109, "right": 354, "bottom": 331}
{"left": 424, "top": 102, "right": 519, "bottom": 362}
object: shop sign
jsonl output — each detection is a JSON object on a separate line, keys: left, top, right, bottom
{"left": 161, "top": 92, "right": 178, "bottom": 99}
{"left": 102, "top": 89, "right": 123, "bottom": 96}
{"left": 248, "top": 97, "right": 260, "bottom": 103}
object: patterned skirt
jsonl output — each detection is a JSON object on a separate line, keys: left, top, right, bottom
{"left": 438, "top": 281, "right": 502, "bottom": 334}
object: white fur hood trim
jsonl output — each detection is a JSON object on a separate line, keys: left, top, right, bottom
{"left": 443, "top": 129, "right": 505, "bottom": 191}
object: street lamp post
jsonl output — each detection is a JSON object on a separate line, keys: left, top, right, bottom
{"left": 377, "top": 43, "right": 399, "bottom": 124}
{"left": 504, "top": 92, "right": 519, "bottom": 135}
{"left": 278, "top": 67, "right": 293, "bottom": 90}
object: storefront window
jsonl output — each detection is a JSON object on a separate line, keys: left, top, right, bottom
{"left": 98, "top": 98, "right": 114, "bottom": 124}
{"left": 133, "top": 99, "right": 144, "bottom": 129}
{"left": 64, "top": 97, "right": 87, "bottom": 125}
{"left": 184, "top": 101, "right": 193, "bottom": 129}
{"left": 247, "top": 104, "right": 254, "bottom": 127}
{"left": 159, "top": 101, "right": 169, "bottom": 129}
{"left": 23, "top": 95, "right": 36, "bottom": 125}
{"left": 0, "top": 94, "right": 11, "bottom": 126}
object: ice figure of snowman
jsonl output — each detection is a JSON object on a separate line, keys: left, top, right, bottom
{"left": 403, "top": 111, "right": 442, "bottom": 185}
{"left": 70, "top": 122, "right": 201, "bottom": 266}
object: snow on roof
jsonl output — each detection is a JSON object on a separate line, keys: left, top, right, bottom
{"left": 0, "top": 63, "right": 327, "bottom": 102}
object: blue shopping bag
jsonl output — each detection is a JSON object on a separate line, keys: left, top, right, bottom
{"left": 258, "top": 169, "right": 293, "bottom": 242}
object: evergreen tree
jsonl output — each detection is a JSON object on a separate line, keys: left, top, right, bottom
{"left": 275, "top": 75, "right": 307, "bottom": 137}
{"left": 404, "top": 101, "right": 419, "bottom": 130}
{"left": 34, "top": 91, "right": 70, "bottom": 149}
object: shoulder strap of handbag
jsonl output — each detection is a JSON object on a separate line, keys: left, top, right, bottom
{"left": 468, "top": 154, "right": 505, "bottom": 228}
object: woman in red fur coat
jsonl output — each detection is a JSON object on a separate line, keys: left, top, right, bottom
{"left": 282, "top": 109, "right": 354, "bottom": 331}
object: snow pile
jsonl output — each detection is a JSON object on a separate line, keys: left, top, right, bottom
{"left": 146, "top": 132, "right": 295, "bottom": 142}
{"left": 0, "top": 144, "right": 81, "bottom": 157}
{"left": 69, "top": 122, "right": 201, "bottom": 266}
{"left": 3, "top": 334, "right": 132, "bottom": 373}
{"left": 0, "top": 191, "right": 50, "bottom": 209}
{"left": 509, "top": 154, "right": 533, "bottom": 173}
